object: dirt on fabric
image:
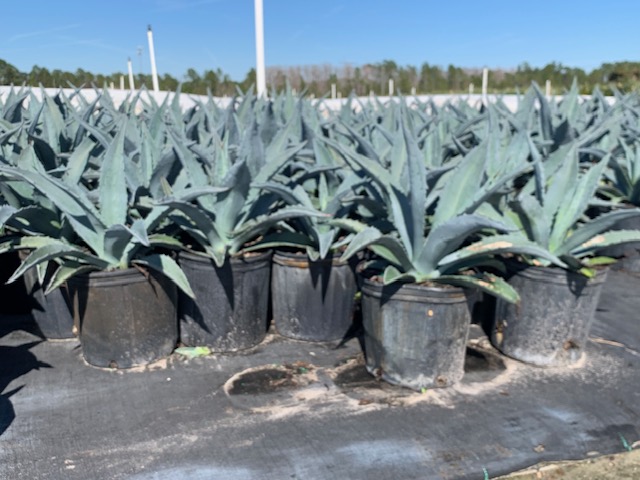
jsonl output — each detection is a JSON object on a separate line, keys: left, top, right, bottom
{"left": 497, "top": 448, "right": 640, "bottom": 479}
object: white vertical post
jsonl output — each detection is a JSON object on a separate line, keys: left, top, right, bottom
{"left": 147, "top": 25, "right": 160, "bottom": 92}
{"left": 119, "top": 75, "right": 125, "bottom": 90}
{"left": 469, "top": 83, "right": 474, "bottom": 95}
{"left": 331, "top": 83, "right": 336, "bottom": 99}
{"left": 254, "top": 0, "right": 267, "bottom": 97}
{"left": 110, "top": 81, "right": 115, "bottom": 90}
{"left": 410, "top": 86, "right": 416, "bottom": 96}
{"left": 482, "top": 68, "right": 488, "bottom": 104}
{"left": 545, "top": 79, "right": 551, "bottom": 98}
{"left": 388, "top": 78, "right": 394, "bottom": 96}
{"left": 127, "top": 58, "right": 135, "bottom": 91}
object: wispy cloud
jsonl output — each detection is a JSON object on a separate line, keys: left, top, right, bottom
{"left": 9, "top": 23, "right": 82, "bottom": 42}
{"left": 153, "top": 0, "right": 227, "bottom": 12}
{"left": 5, "top": 36, "right": 130, "bottom": 56}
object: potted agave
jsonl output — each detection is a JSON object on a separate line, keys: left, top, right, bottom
{"left": 158, "top": 106, "right": 324, "bottom": 352}
{"left": 327, "top": 116, "right": 555, "bottom": 390}
{"left": 0, "top": 89, "right": 83, "bottom": 335}
{"left": 0, "top": 120, "right": 195, "bottom": 368}
{"left": 484, "top": 141, "right": 640, "bottom": 367}
{"left": 248, "top": 138, "right": 362, "bottom": 343}
{"left": 0, "top": 201, "right": 76, "bottom": 338}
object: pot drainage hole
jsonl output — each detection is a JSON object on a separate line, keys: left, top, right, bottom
{"left": 228, "top": 362, "right": 314, "bottom": 396}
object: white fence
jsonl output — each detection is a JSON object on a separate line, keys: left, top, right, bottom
{"left": 0, "top": 86, "right": 610, "bottom": 113}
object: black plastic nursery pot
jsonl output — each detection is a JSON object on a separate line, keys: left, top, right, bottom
{"left": 67, "top": 268, "right": 178, "bottom": 368}
{"left": 0, "top": 251, "right": 31, "bottom": 315}
{"left": 22, "top": 262, "right": 75, "bottom": 339}
{"left": 491, "top": 263, "right": 608, "bottom": 367}
{"left": 271, "top": 251, "right": 357, "bottom": 342}
{"left": 361, "top": 277, "right": 472, "bottom": 391}
{"left": 178, "top": 250, "right": 271, "bottom": 352}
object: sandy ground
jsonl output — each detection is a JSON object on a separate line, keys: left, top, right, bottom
{"left": 499, "top": 449, "right": 640, "bottom": 479}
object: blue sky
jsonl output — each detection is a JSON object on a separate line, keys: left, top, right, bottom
{"left": 1, "top": 0, "right": 639, "bottom": 81}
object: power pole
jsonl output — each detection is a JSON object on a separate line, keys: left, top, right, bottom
{"left": 147, "top": 25, "right": 160, "bottom": 92}
{"left": 254, "top": 0, "right": 266, "bottom": 97}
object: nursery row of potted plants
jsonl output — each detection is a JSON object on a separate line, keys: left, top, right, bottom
{"left": 2, "top": 83, "right": 640, "bottom": 390}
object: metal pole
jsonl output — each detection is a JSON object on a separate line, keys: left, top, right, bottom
{"left": 147, "top": 25, "right": 160, "bottom": 92}
{"left": 254, "top": 0, "right": 266, "bottom": 97}
{"left": 127, "top": 58, "right": 135, "bottom": 91}
{"left": 482, "top": 68, "right": 488, "bottom": 105}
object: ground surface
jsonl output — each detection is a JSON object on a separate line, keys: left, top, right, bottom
{"left": 1, "top": 270, "right": 639, "bottom": 479}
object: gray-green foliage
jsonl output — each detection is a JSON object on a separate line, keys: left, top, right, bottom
{"left": 327, "top": 107, "right": 560, "bottom": 302}
{"left": 2, "top": 82, "right": 640, "bottom": 299}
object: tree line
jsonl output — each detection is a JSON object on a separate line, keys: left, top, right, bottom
{"left": 1, "top": 58, "right": 639, "bottom": 96}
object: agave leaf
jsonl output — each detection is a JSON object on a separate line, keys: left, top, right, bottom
{"left": 401, "top": 113, "right": 427, "bottom": 258}
{"left": 414, "top": 214, "right": 514, "bottom": 274}
{"left": 550, "top": 155, "right": 608, "bottom": 252}
{"left": 99, "top": 122, "right": 128, "bottom": 226}
{"left": 63, "top": 137, "right": 96, "bottom": 186}
{"left": 583, "top": 256, "right": 617, "bottom": 267}
{"left": 316, "top": 229, "right": 337, "bottom": 260}
{"left": 253, "top": 181, "right": 313, "bottom": 210}
{"left": 103, "top": 224, "right": 148, "bottom": 267}
{"left": 509, "top": 194, "right": 550, "bottom": 248}
{"left": 147, "top": 233, "right": 185, "bottom": 250}
{"left": 382, "top": 264, "right": 414, "bottom": 284}
{"left": 129, "top": 218, "right": 150, "bottom": 246}
{"left": 433, "top": 272, "right": 519, "bottom": 303}
{"left": 323, "top": 138, "right": 393, "bottom": 190}
{"left": 7, "top": 242, "right": 110, "bottom": 284}
{"left": 438, "top": 233, "right": 566, "bottom": 272}
{"left": 231, "top": 206, "right": 329, "bottom": 253}
{"left": 5, "top": 205, "right": 61, "bottom": 238}
{"left": 571, "top": 229, "right": 640, "bottom": 258}
{"left": 45, "top": 261, "right": 99, "bottom": 295}
{"left": 215, "top": 160, "right": 252, "bottom": 235}
{"left": 168, "top": 127, "right": 209, "bottom": 190}
{"left": 559, "top": 208, "right": 640, "bottom": 256}
{"left": 339, "top": 226, "right": 382, "bottom": 262}
{"left": 533, "top": 82, "right": 552, "bottom": 151}
{"left": 241, "top": 117, "right": 266, "bottom": 178}
{"left": 159, "top": 199, "right": 224, "bottom": 250}
{"left": 243, "top": 230, "right": 314, "bottom": 252}
{"left": 327, "top": 217, "right": 370, "bottom": 234}
{"left": 133, "top": 253, "right": 195, "bottom": 299}
{"left": 0, "top": 204, "right": 18, "bottom": 228}
{"left": 341, "top": 227, "right": 413, "bottom": 272}
{"left": 16, "top": 144, "right": 46, "bottom": 173}
{"left": 526, "top": 135, "right": 545, "bottom": 203}
{"left": 169, "top": 185, "right": 231, "bottom": 203}
{"left": 432, "top": 138, "right": 487, "bottom": 227}
{"left": 0, "top": 166, "right": 105, "bottom": 255}
{"left": 387, "top": 186, "right": 415, "bottom": 258}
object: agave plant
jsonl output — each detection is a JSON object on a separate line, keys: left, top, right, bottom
{"left": 326, "top": 111, "right": 559, "bottom": 302}
{"left": 479, "top": 140, "right": 640, "bottom": 275}
{"left": 0, "top": 118, "right": 195, "bottom": 298}
{"left": 598, "top": 111, "right": 640, "bottom": 207}
{"left": 157, "top": 97, "right": 327, "bottom": 266}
